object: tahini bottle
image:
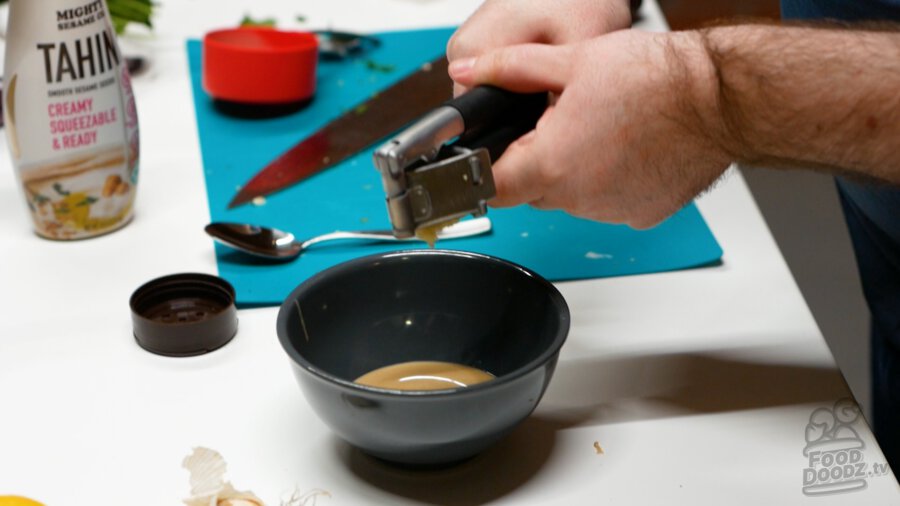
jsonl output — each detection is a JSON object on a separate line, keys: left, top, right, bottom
{"left": 3, "top": 0, "right": 139, "bottom": 239}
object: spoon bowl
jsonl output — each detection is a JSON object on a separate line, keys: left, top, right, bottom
{"left": 204, "top": 217, "right": 492, "bottom": 261}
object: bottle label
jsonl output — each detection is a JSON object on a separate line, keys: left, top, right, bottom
{"left": 3, "top": 0, "right": 139, "bottom": 240}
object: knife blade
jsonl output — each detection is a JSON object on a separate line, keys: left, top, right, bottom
{"left": 228, "top": 56, "right": 452, "bottom": 209}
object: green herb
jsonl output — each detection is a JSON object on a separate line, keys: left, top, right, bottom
{"left": 296, "top": 15, "right": 307, "bottom": 23}
{"left": 32, "top": 193, "right": 50, "bottom": 205}
{"left": 354, "top": 104, "right": 369, "bottom": 115}
{"left": 364, "top": 60, "right": 396, "bottom": 73}
{"left": 240, "top": 14, "right": 277, "bottom": 27}
{"left": 106, "top": 0, "right": 154, "bottom": 34}
{"left": 76, "top": 196, "right": 99, "bottom": 207}
{"left": 52, "top": 183, "right": 70, "bottom": 196}
{"left": 0, "top": 0, "right": 156, "bottom": 34}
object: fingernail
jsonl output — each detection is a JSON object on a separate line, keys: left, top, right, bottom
{"left": 448, "top": 57, "right": 476, "bottom": 79}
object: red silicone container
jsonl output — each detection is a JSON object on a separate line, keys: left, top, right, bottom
{"left": 203, "top": 27, "right": 319, "bottom": 104}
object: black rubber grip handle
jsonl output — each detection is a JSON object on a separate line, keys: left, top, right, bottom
{"left": 445, "top": 85, "right": 545, "bottom": 133}
{"left": 445, "top": 86, "right": 547, "bottom": 160}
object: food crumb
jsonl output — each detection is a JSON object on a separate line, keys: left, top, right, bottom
{"left": 593, "top": 441, "right": 604, "bottom": 455}
{"left": 252, "top": 196, "right": 267, "bottom": 206}
{"left": 364, "top": 59, "right": 396, "bottom": 73}
{"left": 585, "top": 251, "right": 613, "bottom": 260}
{"left": 359, "top": 217, "right": 369, "bottom": 224}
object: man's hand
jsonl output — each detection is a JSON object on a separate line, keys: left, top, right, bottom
{"left": 447, "top": 0, "right": 633, "bottom": 95}
{"left": 449, "top": 30, "right": 732, "bottom": 228}
{"left": 450, "top": 23, "right": 900, "bottom": 228}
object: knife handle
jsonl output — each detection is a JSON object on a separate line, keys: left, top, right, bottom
{"left": 445, "top": 86, "right": 547, "bottom": 161}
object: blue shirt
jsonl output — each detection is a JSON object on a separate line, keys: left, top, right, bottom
{"left": 782, "top": 0, "right": 900, "bottom": 20}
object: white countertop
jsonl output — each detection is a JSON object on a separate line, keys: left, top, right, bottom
{"left": 0, "top": 1, "right": 897, "bottom": 504}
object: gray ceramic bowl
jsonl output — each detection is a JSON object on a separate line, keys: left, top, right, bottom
{"left": 277, "top": 249, "right": 570, "bottom": 466}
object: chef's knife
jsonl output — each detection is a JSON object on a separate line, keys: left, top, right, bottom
{"left": 228, "top": 57, "right": 452, "bottom": 209}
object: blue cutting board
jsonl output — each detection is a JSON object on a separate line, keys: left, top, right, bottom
{"left": 187, "top": 28, "right": 722, "bottom": 307}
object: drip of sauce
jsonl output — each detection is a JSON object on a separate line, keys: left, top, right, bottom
{"left": 414, "top": 218, "right": 460, "bottom": 248}
{"left": 354, "top": 360, "right": 495, "bottom": 390}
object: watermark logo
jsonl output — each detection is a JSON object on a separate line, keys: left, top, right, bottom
{"left": 802, "top": 398, "right": 892, "bottom": 496}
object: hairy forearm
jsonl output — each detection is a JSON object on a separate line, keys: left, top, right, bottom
{"left": 696, "top": 23, "right": 900, "bottom": 183}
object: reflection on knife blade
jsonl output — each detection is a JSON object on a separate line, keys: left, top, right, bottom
{"left": 228, "top": 57, "right": 452, "bottom": 209}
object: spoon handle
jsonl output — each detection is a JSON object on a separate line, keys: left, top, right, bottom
{"left": 300, "top": 217, "right": 492, "bottom": 250}
{"left": 431, "top": 216, "right": 493, "bottom": 239}
{"left": 301, "top": 230, "right": 395, "bottom": 249}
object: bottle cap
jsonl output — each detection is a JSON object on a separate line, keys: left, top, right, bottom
{"left": 130, "top": 273, "right": 238, "bottom": 357}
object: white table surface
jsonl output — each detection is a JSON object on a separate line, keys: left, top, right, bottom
{"left": 1, "top": 1, "right": 897, "bottom": 504}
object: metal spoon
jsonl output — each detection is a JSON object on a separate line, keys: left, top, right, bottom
{"left": 204, "top": 217, "right": 492, "bottom": 261}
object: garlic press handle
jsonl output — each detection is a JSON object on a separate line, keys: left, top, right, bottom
{"left": 446, "top": 85, "right": 547, "bottom": 159}
{"left": 374, "top": 86, "right": 547, "bottom": 238}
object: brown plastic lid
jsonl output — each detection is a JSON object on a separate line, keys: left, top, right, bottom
{"left": 130, "top": 273, "right": 238, "bottom": 357}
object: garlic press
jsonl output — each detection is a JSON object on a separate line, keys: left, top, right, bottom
{"left": 373, "top": 85, "right": 546, "bottom": 238}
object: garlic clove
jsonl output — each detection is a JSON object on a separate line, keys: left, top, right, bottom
{"left": 218, "top": 499, "right": 264, "bottom": 506}
{"left": 182, "top": 447, "right": 265, "bottom": 506}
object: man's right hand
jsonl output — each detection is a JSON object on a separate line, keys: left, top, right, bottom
{"left": 447, "top": 0, "right": 634, "bottom": 94}
{"left": 448, "top": 31, "right": 730, "bottom": 229}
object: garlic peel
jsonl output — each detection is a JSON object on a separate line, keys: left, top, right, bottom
{"left": 182, "top": 447, "right": 265, "bottom": 506}
{"left": 281, "top": 488, "right": 331, "bottom": 506}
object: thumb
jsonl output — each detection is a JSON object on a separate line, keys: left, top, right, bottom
{"left": 448, "top": 43, "right": 573, "bottom": 93}
{"left": 488, "top": 128, "right": 546, "bottom": 208}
